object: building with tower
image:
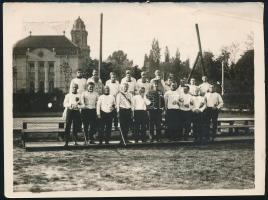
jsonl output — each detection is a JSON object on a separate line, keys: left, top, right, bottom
{"left": 13, "top": 17, "right": 90, "bottom": 94}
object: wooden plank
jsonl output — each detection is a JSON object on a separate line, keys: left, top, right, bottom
{"left": 22, "top": 120, "right": 65, "bottom": 124}
{"left": 218, "top": 117, "right": 254, "bottom": 121}
{"left": 218, "top": 125, "right": 254, "bottom": 129}
{"left": 22, "top": 129, "right": 65, "bottom": 133}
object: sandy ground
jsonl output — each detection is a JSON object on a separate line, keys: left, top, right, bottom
{"left": 13, "top": 142, "right": 254, "bottom": 192}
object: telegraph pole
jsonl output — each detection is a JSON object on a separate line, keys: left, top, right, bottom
{"left": 195, "top": 24, "right": 205, "bottom": 76}
{"left": 221, "top": 61, "right": 224, "bottom": 95}
{"left": 98, "top": 13, "right": 103, "bottom": 76}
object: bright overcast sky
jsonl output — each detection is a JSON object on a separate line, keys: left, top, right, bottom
{"left": 4, "top": 2, "right": 263, "bottom": 67}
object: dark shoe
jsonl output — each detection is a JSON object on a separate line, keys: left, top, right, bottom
{"left": 105, "top": 141, "right": 110, "bottom": 145}
{"left": 64, "top": 142, "right": 68, "bottom": 147}
{"left": 74, "top": 142, "right": 78, "bottom": 146}
{"left": 99, "top": 141, "right": 103, "bottom": 145}
{"left": 135, "top": 140, "right": 139, "bottom": 144}
{"left": 142, "top": 140, "right": 147, "bottom": 143}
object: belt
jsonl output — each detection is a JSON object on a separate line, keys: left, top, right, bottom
{"left": 119, "top": 108, "right": 131, "bottom": 110}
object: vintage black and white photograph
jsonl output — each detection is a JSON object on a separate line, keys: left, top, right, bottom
{"left": 3, "top": 2, "right": 265, "bottom": 197}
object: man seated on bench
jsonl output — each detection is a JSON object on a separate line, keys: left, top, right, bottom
{"left": 63, "top": 83, "right": 82, "bottom": 147}
{"left": 204, "top": 84, "right": 224, "bottom": 142}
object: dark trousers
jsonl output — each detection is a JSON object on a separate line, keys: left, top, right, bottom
{"left": 119, "top": 108, "right": 132, "bottom": 141}
{"left": 99, "top": 111, "right": 113, "bottom": 143}
{"left": 81, "top": 109, "right": 97, "bottom": 141}
{"left": 205, "top": 107, "right": 219, "bottom": 138}
{"left": 181, "top": 110, "right": 192, "bottom": 139}
{"left": 134, "top": 110, "right": 148, "bottom": 142}
{"left": 192, "top": 112, "right": 207, "bottom": 140}
{"left": 148, "top": 109, "right": 162, "bottom": 140}
{"left": 65, "top": 109, "right": 81, "bottom": 143}
{"left": 166, "top": 109, "right": 180, "bottom": 140}
{"left": 112, "top": 109, "right": 118, "bottom": 128}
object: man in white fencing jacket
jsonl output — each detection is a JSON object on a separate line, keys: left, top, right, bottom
{"left": 97, "top": 86, "right": 116, "bottom": 145}
{"left": 87, "top": 69, "right": 104, "bottom": 95}
{"left": 132, "top": 87, "right": 151, "bottom": 143}
{"left": 164, "top": 81, "right": 180, "bottom": 141}
{"left": 105, "top": 72, "right": 120, "bottom": 130}
{"left": 204, "top": 84, "right": 224, "bottom": 142}
{"left": 80, "top": 82, "right": 99, "bottom": 145}
{"left": 116, "top": 83, "right": 133, "bottom": 144}
{"left": 179, "top": 85, "right": 192, "bottom": 141}
{"left": 120, "top": 70, "right": 136, "bottom": 95}
{"left": 136, "top": 71, "right": 150, "bottom": 95}
{"left": 190, "top": 88, "right": 207, "bottom": 143}
{"left": 63, "top": 83, "right": 82, "bottom": 147}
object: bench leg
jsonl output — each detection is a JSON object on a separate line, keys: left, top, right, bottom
{"left": 244, "top": 121, "right": 249, "bottom": 134}
{"left": 229, "top": 122, "right": 234, "bottom": 134}
{"left": 21, "top": 132, "right": 26, "bottom": 148}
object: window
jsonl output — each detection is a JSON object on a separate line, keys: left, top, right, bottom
{"left": 49, "top": 62, "right": 54, "bottom": 73}
{"left": 29, "top": 81, "right": 34, "bottom": 93}
{"left": 29, "top": 62, "right": 34, "bottom": 72}
{"left": 39, "top": 81, "right": 44, "bottom": 93}
{"left": 49, "top": 80, "right": 54, "bottom": 93}
{"left": 38, "top": 61, "right": 45, "bottom": 80}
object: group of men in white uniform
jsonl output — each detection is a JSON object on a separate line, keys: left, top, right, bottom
{"left": 63, "top": 68, "right": 223, "bottom": 147}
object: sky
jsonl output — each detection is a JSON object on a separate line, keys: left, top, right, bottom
{"left": 4, "top": 2, "right": 263, "bottom": 67}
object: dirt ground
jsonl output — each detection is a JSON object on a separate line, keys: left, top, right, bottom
{"left": 13, "top": 142, "right": 254, "bottom": 192}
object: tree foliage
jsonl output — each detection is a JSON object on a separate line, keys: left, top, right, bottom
{"left": 106, "top": 50, "right": 134, "bottom": 80}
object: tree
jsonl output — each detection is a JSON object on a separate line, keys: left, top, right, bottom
{"left": 245, "top": 31, "right": 254, "bottom": 51}
{"left": 232, "top": 49, "right": 254, "bottom": 94}
{"left": 192, "top": 51, "right": 221, "bottom": 84}
{"left": 106, "top": 50, "right": 134, "bottom": 80}
{"left": 131, "top": 65, "right": 142, "bottom": 80}
{"left": 146, "top": 39, "right": 161, "bottom": 78}
{"left": 60, "top": 61, "right": 72, "bottom": 93}
{"left": 142, "top": 54, "right": 149, "bottom": 71}
{"left": 164, "top": 46, "right": 170, "bottom": 63}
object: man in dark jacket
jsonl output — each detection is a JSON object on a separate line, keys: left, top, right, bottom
{"left": 146, "top": 79, "right": 165, "bottom": 142}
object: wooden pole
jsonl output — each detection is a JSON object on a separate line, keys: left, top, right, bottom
{"left": 195, "top": 24, "right": 205, "bottom": 76}
{"left": 221, "top": 61, "right": 224, "bottom": 95}
{"left": 187, "top": 52, "right": 200, "bottom": 83}
{"left": 98, "top": 13, "right": 103, "bottom": 76}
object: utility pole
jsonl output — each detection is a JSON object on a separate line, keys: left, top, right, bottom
{"left": 221, "top": 61, "right": 224, "bottom": 95}
{"left": 187, "top": 24, "right": 206, "bottom": 83}
{"left": 195, "top": 24, "right": 205, "bottom": 76}
{"left": 98, "top": 13, "right": 103, "bottom": 76}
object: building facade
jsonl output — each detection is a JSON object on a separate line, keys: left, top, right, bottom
{"left": 13, "top": 17, "right": 90, "bottom": 94}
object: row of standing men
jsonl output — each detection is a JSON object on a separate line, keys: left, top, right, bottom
{"left": 63, "top": 68, "right": 223, "bottom": 146}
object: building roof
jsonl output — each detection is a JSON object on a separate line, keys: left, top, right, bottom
{"left": 13, "top": 35, "right": 79, "bottom": 55}
{"left": 14, "top": 35, "right": 78, "bottom": 49}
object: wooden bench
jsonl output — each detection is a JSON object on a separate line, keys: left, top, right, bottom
{"left": 217, "top": 117, "right": 254, "bottom": 134}
{"left": 21, "top": 119, "right": 65, "bottom": 148}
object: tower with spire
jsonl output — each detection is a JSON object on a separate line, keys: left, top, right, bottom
{"left": 71, "top": 16, "right": 90, "bottom": 68}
